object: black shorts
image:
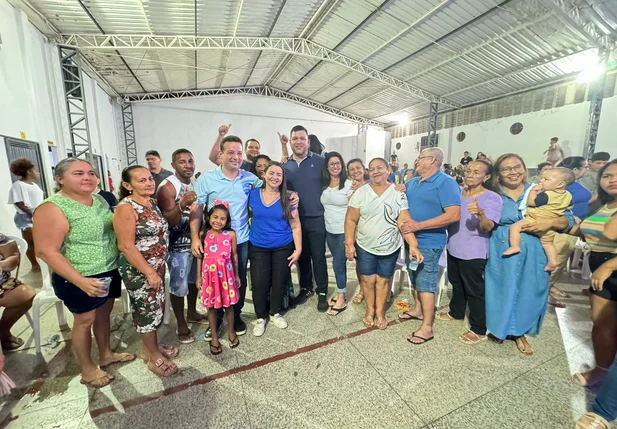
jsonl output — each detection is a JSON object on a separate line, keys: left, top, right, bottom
{"left": 589, "top": 252, "right": 617, "bottom": 302}
{"left": 52, "top": 269, "right": 122, "bottom": 314}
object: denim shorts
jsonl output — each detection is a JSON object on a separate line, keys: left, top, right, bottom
{"left": 406, "top": 247, "right": 443, "bottom": 293}
{"left": 355, "top": 245, "right": 399, "bottom": 278}
{"left": 14, "top": 213, "right": 33, "bottom": 231}
{"left": 167, "top": 252, "right": 197, "bottom": 297}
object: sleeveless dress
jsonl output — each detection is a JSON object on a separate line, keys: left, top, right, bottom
{"left": 201, "top": 230, "right": 239, "bottom": 309}
{"left": 118, "top": 197, "right": 169, "bottom": 333}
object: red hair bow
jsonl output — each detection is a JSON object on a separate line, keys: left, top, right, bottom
{"left": 214, "top": 200, "right": 230, "bottom": 209}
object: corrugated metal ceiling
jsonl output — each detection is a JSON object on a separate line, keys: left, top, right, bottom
{"left": 20, "top": 0, "right": 617, "bottom": 123}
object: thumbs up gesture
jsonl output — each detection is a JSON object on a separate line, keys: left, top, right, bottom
{"left": 467, "top": 196, "right": 482, "bottom": 216}
{"left": 278, "top": 132, "right": 289, "bottom": 146}
{"left": 218, "top": 124, "right": 231, "bottom": 137}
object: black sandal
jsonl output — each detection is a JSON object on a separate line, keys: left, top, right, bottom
{"left": 229, "top": 336, "right": 240, "bottom": 349}
{"left": 210, "top": 341, "right": 222, "bottom": 355}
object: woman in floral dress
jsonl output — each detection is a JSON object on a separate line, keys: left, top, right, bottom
{"left": 114, "top": 165, "right": 177, "bottom": 377}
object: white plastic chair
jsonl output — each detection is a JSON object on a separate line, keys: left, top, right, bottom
{"left": 567, "top": 239, "right": 591, "bottom": 279}
{"left": 5, "top": 235, "right": 35, "bottom": 328}
{"left": 163, "top": 270, "right": 171, "bottom": 325}
{"left": 31, "top": 257, "right": 68, "bottom": 353}
{"left": 389, "top": 247, "right": 407, "bottom": 300}
{"left": 393, "top": 247, "right": 449, "bottom": 308}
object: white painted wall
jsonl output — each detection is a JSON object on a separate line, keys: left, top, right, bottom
{"left": 392, "top": 97, "right": 616, "bottom": 168}
{"left": 0, "top": 0, "right": 121, "bottom": 235}
{"left": 132, "top": 96, "right": 359, "bottom": 172}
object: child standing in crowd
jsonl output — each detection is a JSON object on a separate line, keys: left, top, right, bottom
{"left": 197, "top": 201, "right": 241, "bottom": 355}
{"left": 504, "top": 167, "right": 575, "bottom": 271}
{"left": 543, "top": 137, "right": 565, "bottom": 166}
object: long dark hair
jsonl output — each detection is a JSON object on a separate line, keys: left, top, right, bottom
{"left": 309, "top": 134, "right": 325, "bottom": 155}
{"left": 557, "top": 156, "right": 586, "bottom": 171}
{"left": 588, "top": 159, "right": 617, "bottom": 215}
{"left": 262, "top": 161, "right": 292, "bottom": 221}
{"left": 322, "top": 152, "right": 347, "bottom": 191}
{"left": 119, "top": 165, "right": 148, "bottom": 200}
{"left": 491, "top": 153, "right": 527, "bottom": 193}
{"left": 201, "top": 203, "right": 232, "bottom": 238}
{"left": 468, "top": 159, "right": 496, "bottom": 192}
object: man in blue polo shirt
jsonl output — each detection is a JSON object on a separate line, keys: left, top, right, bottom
{"left": 399, "top": 147, "right": 461, "bottom": 344}
{"left": 190, "top": 135, "right": 262, "bottom": 338}
{"left": 283, "top": 125, "right": 330, "bottom": 312}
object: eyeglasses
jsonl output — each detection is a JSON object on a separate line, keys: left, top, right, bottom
{"left": 328, "top": 162, "right": 341, "bottom": 168}
{"left": 418, "top": 156, "right": 434, "bottom": 161}
{"left": 499, "top": 164, "right": 524, "bottom": 173}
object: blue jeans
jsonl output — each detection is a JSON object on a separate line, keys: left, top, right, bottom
{"left": 406, "top": 246, "right": 443, "bottom": 293}
{"left": 593, "top": 354, "right": 617, "bottom": 421}
{"left": 326, "top": 232, "right": 347, "bottom": 293}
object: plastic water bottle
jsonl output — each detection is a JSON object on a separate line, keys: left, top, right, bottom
{"left": 408, "top": 258, "right": 419, "bottom": 271}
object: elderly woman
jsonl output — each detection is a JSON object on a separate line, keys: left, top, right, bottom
{"left": 34, "top": 158, "right": 135, "bottom": 388}
{"left": 8, "top": 158, "right": 45, "bottom": 272}
{"left": 114, "top": 165, "right": 176, "bottom": 377}
{"left": 0, "top": 233, "right": 36, "bottom": 350}
{"left": 346, "top": 158, "right": 369, "bottom": 304}
{"left": 570, "top": 159, "right": 617, "bottom": 387}
{"left": 344, "top": 158, "right": 423, "bottom": 330}
{"left": 436, "top": 160, "right": 502, "bottom": 344}
{"left": 485, "top": 154, "right": 573, "bottom": 356}
{"left": 548, "top": 156, "right": 592, "bottom": 307}
{"left": 321, "top": 152, "right": 353, "bottom": 315}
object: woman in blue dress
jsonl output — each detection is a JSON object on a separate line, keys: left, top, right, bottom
{"left": 485, "top": 154, "right": 573, "bottom": 355}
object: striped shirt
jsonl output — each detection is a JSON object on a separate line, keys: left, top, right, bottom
{"left": 580, "top": 204, "right": 617, "bottom": 253}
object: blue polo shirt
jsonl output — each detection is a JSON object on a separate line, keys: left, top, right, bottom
{"left": 405, "top": 170, "right": 461, "bottom": 249}
{"left": 284, "top": 152, "right": 324, "bottom": 218}
{"left": 195, "top": 167, "right": 262, "bottom": 244}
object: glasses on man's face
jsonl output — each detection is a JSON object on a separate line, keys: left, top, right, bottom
{"left": 499, "top": 164, "right": 524, "bottom": 174}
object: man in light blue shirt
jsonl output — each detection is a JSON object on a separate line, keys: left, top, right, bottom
{"left": 190, "top": 135, "right": 262, "bottom": 338}
{"left": 399, "top": 147, "right": 461, "bottom": 345}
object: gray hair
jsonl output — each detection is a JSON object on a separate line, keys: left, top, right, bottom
{"left": 54, "top": 158, "right": 94, "bottom": 192}
{"left": 421, "top": 147, "right": 444, "bottom": 167}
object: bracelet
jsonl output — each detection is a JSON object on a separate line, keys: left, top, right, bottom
{"left": 178, "top": 202, "right": 186, "bottom": 212}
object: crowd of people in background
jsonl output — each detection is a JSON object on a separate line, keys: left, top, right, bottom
{"left": 2, "top": 129, "right": 617, "bottom": 428}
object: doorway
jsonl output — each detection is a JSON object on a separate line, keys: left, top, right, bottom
{"left": 4, "top": 136, "right": 49, "bottom": 196}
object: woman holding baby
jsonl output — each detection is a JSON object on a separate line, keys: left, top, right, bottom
{"left": 484, "top": 154, "right": 575, "bottom": 356}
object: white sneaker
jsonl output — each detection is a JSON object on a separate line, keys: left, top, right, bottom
{"left": 253, "top": 318, "right": 267, "bottom": 337}
{"left": 270, "top": 313, "right": 288, "bottom": 329}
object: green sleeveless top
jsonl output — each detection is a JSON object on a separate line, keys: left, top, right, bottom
{"left": 45, "top": 193, "right": 119, "bottom": 276}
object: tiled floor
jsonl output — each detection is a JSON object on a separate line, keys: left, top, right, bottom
{"left": 0, "top": 260, "right": 612, "bottom": 429}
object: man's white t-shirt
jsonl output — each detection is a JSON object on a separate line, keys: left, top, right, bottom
{"left": 8, "top": 181, "right": 44, "bottom": 214}
{"left": 320, "top": 180, "right": 353, "bottom": 234}
{"left": 349, "top": 183, "right": 408, "bottom": 255}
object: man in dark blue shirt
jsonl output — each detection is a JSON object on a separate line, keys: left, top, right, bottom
{"left": 283, "top": 125, "right": 329, "bottom": 312}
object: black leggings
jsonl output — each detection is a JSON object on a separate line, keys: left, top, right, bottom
{"left": 447, "top": 254, "right": 487, "bottom": 336}
{"left": 249, "top": 242, "right": 294, "bottom": 319}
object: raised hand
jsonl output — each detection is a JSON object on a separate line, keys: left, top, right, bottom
{"left": 278, "top": 132, "right": 289, "bottom": 146}
{"left": 467, "top": 196, "right": 483, "bottom": 216}
{"left": 219, "top": 124, "right": 232, "bottom": 137}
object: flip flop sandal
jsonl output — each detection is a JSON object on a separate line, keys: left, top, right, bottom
{"left": 229, "top": 336, "right": 240, "bottom": 349}
{"left": 407, "top": 331, "right": 434, "bottom": 345}
{"left": 1, "top": 337, "right": 24, "bottom": 351}
{"left": 398, "top": 311, "right": 422, "bottom": 321}
{"left": 435, "top": 312, "right": 456, "bottom": 321}
{"left": 187, "top": 314, "right": 209, "bottom": 324}
{"left": 100, "top": 352, "right": 137, "bottom": 369}
{"left": 210, "top": 342, "right": 223, "bottom": 355}
{"left": 515, "top": 338, "right": 533, "bottom": 356}
{"left": 352, "top": 294, "right": 364, "bottom": 304}
{"left": 159, "top": 344, "right": 180, "bottom": 359}
{"left": 80, "top": 373, "right": 115, "bottom": 388}
{"left": 459, "top": 332, "right": 487, "bottom": 345}
{"left": 328, "top": 297, "right": 338, "bottom": 307}
{"left": 575, "top": 412, "right": 609, "bottom": 429}
{"left": 327, "top": 305, "right": 347, "bottom": 316}
{"left": 147, "top": 357, "right": 178, "bottom": 377}
{"left": 362, "top": 315, "right": 375, "bottom": 328}
{"left": 572, "top": 367, "right": 607, "bottom": 387}
{"left": 375, "top": 317, "right": 388, "bottom": 330}
{"left": 177, "top": 330, "right": 196, "bottom": 344}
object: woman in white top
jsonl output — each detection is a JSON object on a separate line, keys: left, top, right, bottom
{"left": 321, "top": 152, "right": 354, "bottom": 316}
{"left": 344, "top": 157, "right": 423, "bottom": 330}
{"left": 8, "top": 158, "right": 44, "bottom": 272}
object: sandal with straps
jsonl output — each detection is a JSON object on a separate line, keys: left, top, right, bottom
{"left": 229, "top": 335, "right": 240, "bottom": 349}
{"left": 159, "top": 344, "right": 180, "bottom": 359}
{"left": 352, "top": 294, "right": 364, "bottom": 304}
{"left": 575, "top": 412, "right": 609, "bottom": 429}
{"left": 210, "top": 341, "right": 223, "bottom": 355}
{"left": 147, "top": 357, "right": 178, "bottom": 377}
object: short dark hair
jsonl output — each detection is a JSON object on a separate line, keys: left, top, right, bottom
{"left": 550, "top": 137, "right": 559, "bottom": 142}
{"left": 290, "top": 125, "right": 308, "bottom": 136}
{"left": 254, "top": 154, "right": 271, "bottom": 164}
{"left": 464, "top": 151, "right": 469, "bottom": 154}
{"left": 145, "top": 150, "right": 161, "bottom": 158}
{"left": 10, "top": 158, "right": 35, "bottom": 179}
{"left": 536, "top": 162, "right": 552, "bottom": 171}
{"left": 245, "top": 139, "right": 260, "bottom": 148}
{"left": 557, "top": 157, "right": 586, "bottom": 171}
{"left": 219, "top": 135, "right": 243, "bottom": 152}
{"left": 171, "top": 148, "right": 193, "bottom": 162}
{"left": 591, "top": 152, "right": 610, "bottom": 162}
